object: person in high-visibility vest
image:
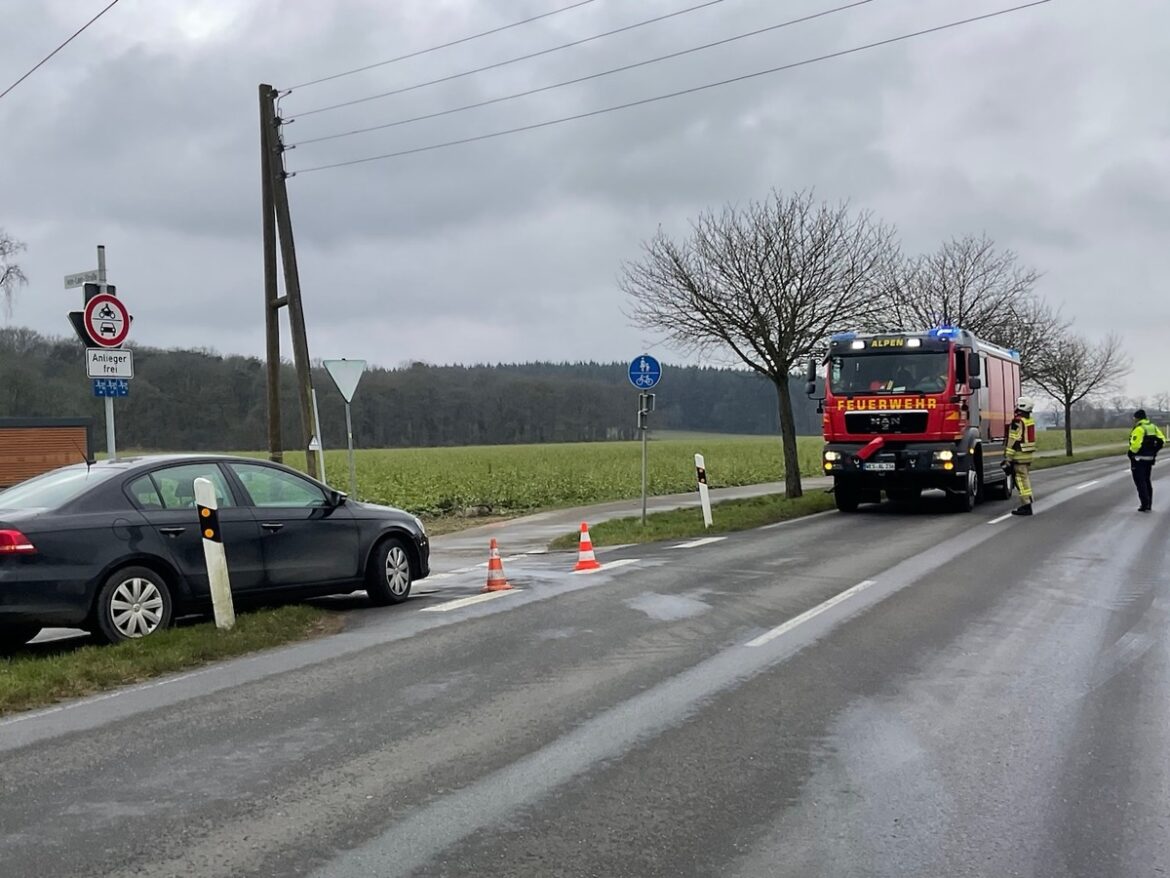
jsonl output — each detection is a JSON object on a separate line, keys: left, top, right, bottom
{"left": 1128, "top": 409, "right": 1166, "bottom": 512}
{"left": 1005, "top": 396, "right": 1037, "bottom": 516}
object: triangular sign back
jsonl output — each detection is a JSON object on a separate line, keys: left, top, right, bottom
{"left": 324, "top": 359, "right": 367, "bottom": 403}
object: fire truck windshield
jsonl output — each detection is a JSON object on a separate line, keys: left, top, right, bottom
{"left": 829, "top": 352, "right": 950, "bottom": 395}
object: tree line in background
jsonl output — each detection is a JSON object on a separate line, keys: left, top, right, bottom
{"left": 624, "top": 188, "right": 1133, "bottom": 496}
{"left": 0, "top": 327, "right": 823, "bottom": 451}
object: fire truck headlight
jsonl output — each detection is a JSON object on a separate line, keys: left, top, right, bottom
{"left": 933, "top": 450, "right": 954, "bottom": 462}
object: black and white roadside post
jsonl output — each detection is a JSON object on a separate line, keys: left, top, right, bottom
{"left": 628, "top": 355, "right": 663, "bottom": 527}
{"left": 695, "top": 453, "right": 713, "bottom": 528}
{"left": 194, "top": 477, "right": 235, "bottom": 630}
{"left": 324, "top": 359, "right": 367, "bottom": 499}
{"left": 66, "top": 245, "right": 133, "bottom": 461}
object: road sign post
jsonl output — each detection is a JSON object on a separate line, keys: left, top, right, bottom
{"left": 67, "top": 246, "right": 132, "bottom": 461}
{"left": 324, "top": 359, "right": 367, "bottom": 499}
{"left": 194, "top": 477, "right": 235, "bottom": 631}
{"left": 310, "top": 389, "right": 326, "bottom": 483}
{"left": 629, "top": 355, "right": 663, "bottom": 526}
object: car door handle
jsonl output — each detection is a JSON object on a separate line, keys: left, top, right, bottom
{"left": 159, "top": 526, "right": 185, "bottom": 537}
{"left": 260, "top": 522, "right": 284, "bottom": 532}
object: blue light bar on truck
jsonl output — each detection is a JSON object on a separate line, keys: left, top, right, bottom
{"left": 927, "top": 326, "right": 961, "bottom": 340}
{"left": 830, "top": 332, "right": 858, "bottom": 342}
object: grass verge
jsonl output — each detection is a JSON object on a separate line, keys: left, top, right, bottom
{"left": 0, "top": 605, "right": 342, "bottom": 717}
{"left": 550, "top": 491, "right": 838, "bottom": 549}
{"left": 1031, "top": 449, "right": 1124, "bottom": 470}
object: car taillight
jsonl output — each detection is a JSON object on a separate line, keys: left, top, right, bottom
{"left": 0, "top": 529, "right": 36, "bottom": 555}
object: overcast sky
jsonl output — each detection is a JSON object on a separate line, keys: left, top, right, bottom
{"left": 1, "top": 0, "right": 1164, "bottom": 400}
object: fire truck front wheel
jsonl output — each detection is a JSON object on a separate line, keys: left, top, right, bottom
{"left": 947, "top": 468, "right": 979, "bottom": 513}
{"left": 834, "top": 485, "right": 860, "bottom": 513}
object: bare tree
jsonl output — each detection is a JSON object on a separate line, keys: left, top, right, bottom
{"left": 888, "top": 233, "right": 1061, "bottom": 377}
{"left": 622, "top": 188, "right": 899, "bottom": 498}
{"left": 1029, "top": 332, "right": 1131, "bottom": 456}
{"left": 1152, "top": 392, "right": 1170, "bottom": 421}
{"left": 1, "top": 229, "right": 28, "bottom": 318}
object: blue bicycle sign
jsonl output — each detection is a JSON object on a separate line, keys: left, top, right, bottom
{"left": 628, "top": 354, "right": 662, "bottom": 390}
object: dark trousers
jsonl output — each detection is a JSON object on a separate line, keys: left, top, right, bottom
{"left": 1132, "top": 460, "right": 1154, "bottom": 509}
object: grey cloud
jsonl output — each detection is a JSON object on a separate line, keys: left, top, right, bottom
{"left": 2, "top": 0, "right": 1168, "bottom": 398}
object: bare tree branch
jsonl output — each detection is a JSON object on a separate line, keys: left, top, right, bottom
{"left": 1028, "top": 331, "right": 1131, "bottom": 455}
{"left": 0, "top": 229, "right": 29, "bottom": 318}
{"left": 886, "top": 233, "right": 1060, "bottom": 376}
{"left": 622, "top": 188, "right": 900, "bottom": 498}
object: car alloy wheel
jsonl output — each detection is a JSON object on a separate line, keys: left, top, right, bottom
{"left": 110, "top": 577, "right": 166, "bottom": 638}
{"left": 384, "top": 545, "right": 411, "bottom": 596}
{"left": 367, "top": 536, "right": 413, "bottom": 606}
{"left": 94, "top": 566, "right": 174, "bottom": 644}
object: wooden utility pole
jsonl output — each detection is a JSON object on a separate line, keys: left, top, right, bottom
{"left": 260, "top": 83, "right": 320, "bottom": 477}
{"left": 259, "top": 85, "right": 283, "bottom": 463}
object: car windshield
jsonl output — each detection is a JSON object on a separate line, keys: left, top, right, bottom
{"left": 0, "top": 466, "right": 119, "bottom": 511}
{"left": 829, "top": 352, "right": 950, "bottom": 395}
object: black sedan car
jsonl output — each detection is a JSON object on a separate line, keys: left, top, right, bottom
{"left": 0, "top": 455, "right": 429, "bottom": 647}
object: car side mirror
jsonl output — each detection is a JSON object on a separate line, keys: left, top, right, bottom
{"left": 968, "top": 377, "right": 982, "bottom": 390}
{"left": 328, "top": 489, "right": 348, "bottom": 507}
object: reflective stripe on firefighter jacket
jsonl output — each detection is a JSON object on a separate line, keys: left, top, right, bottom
{"left": 1006, "top": 416, "right": 1037, "bottom": 463}
{"left": 1129, "top": 419, "right": 1166, "bottom": 461}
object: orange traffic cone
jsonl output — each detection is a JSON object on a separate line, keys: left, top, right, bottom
{"left": 482, "top": 538, "right": 513, "bottom": 592}
{"left": 574, "top": 522, "right": 602, "bottom": 572}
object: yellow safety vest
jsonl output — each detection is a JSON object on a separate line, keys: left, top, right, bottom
{"left": 1006, "top": 416, "right": 1036, "bottom": 462}
{"left": 1129, "top": 419, "right": 1166, "bottom": 460}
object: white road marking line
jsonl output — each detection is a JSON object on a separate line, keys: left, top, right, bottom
{"left": 1075, "top": 480, "right": 1100, "bottom": 490}
{"left": 745, "top": 580, "right": 877, "bottom": 648}
{"left": 988, "top": 513, "right": 1013, "bottom": 524}
{"left": 419, "top": 590, "right": 520, "bottom": 613}
{"left": 571, "top": 558, "right": 641, "bottom": 575}
{"left": 670, "top": 536, "right": 727, "bottom": 549}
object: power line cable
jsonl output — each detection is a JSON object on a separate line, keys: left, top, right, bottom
{"left": 287, "top": 0, "right": 603, "bottom": 91}
{"left": 292, "top": 0, "right": 1051, "bottom": 175}
{"left": 291, "top": 0, "right": 726, "bottom": 119}
{"left": 290, "top": 0, "right": 873, "bottom": 148}
{"left": 0, "top": 0, "right": 123, "bottom": 102}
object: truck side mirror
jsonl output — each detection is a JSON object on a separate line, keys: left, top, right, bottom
{"left": 968, "top": 377, "right": 982, "bottom": 390}
{"left": 967, "top": 352, "right": 981, "bottom": 377}
{"left": 805, "top": 358, "right": 817, "bottom": 384}
{"left": 805, "top": 380, "right": 817, "bottom": 397}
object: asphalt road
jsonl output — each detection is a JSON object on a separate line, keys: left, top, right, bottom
{"left": 3, "top": 455, "right": 1167, "bottom": 877}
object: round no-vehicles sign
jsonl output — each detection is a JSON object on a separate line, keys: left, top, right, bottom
{"left": 83, "top": 293, "right": 130, "bottom": 348}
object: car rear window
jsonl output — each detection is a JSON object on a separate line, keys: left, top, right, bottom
{"left": 0, "top": 467, "right": 119, "bottom": 511}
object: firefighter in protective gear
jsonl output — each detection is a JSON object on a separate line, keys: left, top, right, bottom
{"left": 1128, "top": 409, "right": 1165, "bottom": 512}
{"left": 1005, "top": 396, "right": 1037, "bottom": 516}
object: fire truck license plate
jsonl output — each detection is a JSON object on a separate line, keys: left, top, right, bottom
{"left": 864, "top": 462, "right": 895, "bottom": 471}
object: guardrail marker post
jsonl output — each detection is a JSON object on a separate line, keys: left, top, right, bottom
{"left": 696, "top": 453, "right": 713, "bottom": 528}
{"left": 195, "top": 477, "right": 235, "bottom": 630}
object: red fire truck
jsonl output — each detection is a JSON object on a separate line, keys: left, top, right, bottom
{"left": 806, "top": 326, "right": 1022, "bottom": 513}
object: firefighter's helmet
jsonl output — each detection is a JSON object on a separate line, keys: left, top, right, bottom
{"left": 1015, "top": 396, "right": 1035, "bottom": 414}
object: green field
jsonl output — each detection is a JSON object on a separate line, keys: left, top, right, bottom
{"left": 260, "top": 428, "right": 1126, "bottom": 517}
